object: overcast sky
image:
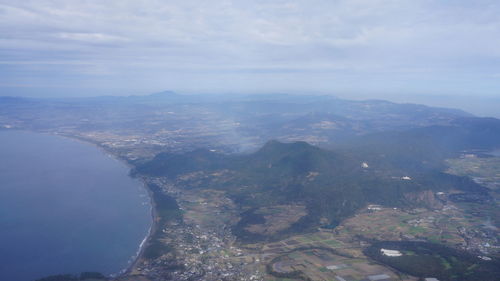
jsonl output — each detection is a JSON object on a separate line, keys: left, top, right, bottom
{"left": 1, "top": 0, "right": 500, "bottom": 99}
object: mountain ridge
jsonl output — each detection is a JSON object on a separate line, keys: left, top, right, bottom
{"left": 134, "top": 116, "right": 499, "bottom": 241}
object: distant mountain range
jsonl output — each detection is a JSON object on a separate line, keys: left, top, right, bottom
{"left": 2, "top": 92, "right": 500, "bottom": 241}
{"left": 0, "top": 92, "right": 480, "bottom": 153}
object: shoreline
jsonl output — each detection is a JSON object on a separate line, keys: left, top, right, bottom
{"left": 0, "top": 129, "right": 157, "bottom": 278}
{"left": 54, "top": 132, "right": 159, "bottom": 277}
{"left": 122, "top": 176, "right": 160, "bottom": 277}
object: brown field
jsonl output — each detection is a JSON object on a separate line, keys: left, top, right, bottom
{"left": 245, "top": 204, "right": 307, "bottom": 236}
{"left": 267, "top": 248, "right": 415, "bottom": 281}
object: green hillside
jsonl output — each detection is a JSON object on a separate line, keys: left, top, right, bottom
{"left": 134, "top": 117, "right": 500, "bottom": 241}
{"left": 364, "top": 241, "right": 500, "bottom": 281}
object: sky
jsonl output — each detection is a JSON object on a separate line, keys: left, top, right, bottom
{"left": 1, "top": 0, "right": 500, "bottom": 102}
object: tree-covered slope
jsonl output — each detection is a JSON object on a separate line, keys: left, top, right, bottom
{"left": 134, "top": 117, "right": 500, "bottom": 241}
{"left": 332, "top": 117, "right": 500, "bottom": 174}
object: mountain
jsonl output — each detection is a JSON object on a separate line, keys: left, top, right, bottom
{"left": 135, "top": 116, "right": 500, "bottom": 242}
{"left": 0, "top": 93, "right": 473, "bottom": 153}
{"left": 332, "top": 117, "right": 500, "bottom": 174}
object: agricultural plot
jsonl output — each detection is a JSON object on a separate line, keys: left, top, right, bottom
{"left": 244, "top": 205, "right": 307, "bottom": 236}
{"left": 266, "top": 248, "right": 412, "bottom": 281}
{"left": 336, "top": 206, "right": 467, "bottom": 247}
{"left": 446, "top": 156, "right": 500, "bottom": 191}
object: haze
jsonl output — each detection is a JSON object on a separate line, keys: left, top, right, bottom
{"left": 1, "top": 0, "right": 499, "bottom": 116}
{"left": 2, "top": 3, "right": 500, "bottom": 279}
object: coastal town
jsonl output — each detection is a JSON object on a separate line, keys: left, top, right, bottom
{"left": 127, "top": 177, "right": 265, "bottom": 281}
{"left": 2, "top": 95, "right": 499, "bottom": 281}
{"left": 4, "top": 0, "right": 500, "bottom": 279}
{"left": 2, "top": 120, "right": 496, "bottom": 281}
{"left": 120, "top": 162, "right": 499, "bottom": 281}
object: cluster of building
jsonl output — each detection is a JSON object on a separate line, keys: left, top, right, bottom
{"left": 132, "top": 177, "right": 264, "bottom": 281}
{"left": 457, "top": 226, "right": 499, "bottom": 257}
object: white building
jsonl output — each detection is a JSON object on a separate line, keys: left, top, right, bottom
{"left": 380, "top": 248, "right": 402, "bottom": 257}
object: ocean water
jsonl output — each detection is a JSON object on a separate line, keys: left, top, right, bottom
{"left": 0, "top": 130, "right": 152, "bottom": 281}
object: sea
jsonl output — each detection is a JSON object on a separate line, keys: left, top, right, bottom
{"left": 0, "top": 130, "right": 152, "bottom": 281}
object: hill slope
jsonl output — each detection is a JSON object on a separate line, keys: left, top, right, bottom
{"left": 135, "top": 118, "right": 500, "bottom": 241}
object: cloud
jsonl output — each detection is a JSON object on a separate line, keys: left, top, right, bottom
{"left": 0, "top": 0, "right": 500, "bottom": 96}
{"left": 55, "top": 32, "right": 129, "bottom": 44}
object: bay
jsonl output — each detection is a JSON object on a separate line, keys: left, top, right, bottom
{"left": 0, "top": 130, "right": 152, "bottom": 281}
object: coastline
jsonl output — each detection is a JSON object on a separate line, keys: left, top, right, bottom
{"left": 55, "top": 132, "right": 158, "bottom": 277}
{"left": 0, "top": 129, "right": 157, "bottom": 278}
{"left": 122, "top": 176, "right": 160, "bottom": 276}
